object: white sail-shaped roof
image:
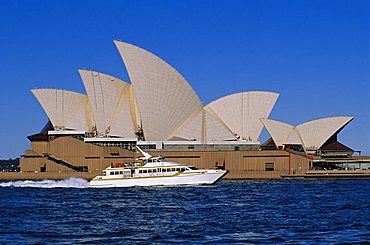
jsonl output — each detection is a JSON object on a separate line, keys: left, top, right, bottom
{"left": 260, "top": 119, "right": 301, "bottom": 148}
{"left": 296, "top": 116, "right": 354, "bottom": 149}
{"left": 262, "top": 116, "right": 354, "bottom": 150}
{"left": 114, "top": 40, "right": 202, "bottom": 141}
{"left": 173, "top": 107, "right": 235, "bottom": 141}
{"left": 173, "top": 108, "right": 203, "bottom": 141}
{"left": 204, "top": 109, "right": 235, "bottom": 141}
{"left": 79, "top": 69, "right": 131, "bottom": 136}
{"left": 261, "top": 119, "right": 295, "bottom": 147}
{"left": 286, "top": 128, "right": 302, "bottom": 146}
{"left": 207, "top": 91, "right": 279, "bottom": 141}
{"left": 128, "top": 85, "right": 141, "bottom": 133}
{"left": 109, "top": 85, "right": 136, "bottom": 138}
{"left": 32, "top": 89, "right": 91, "bottom": 131}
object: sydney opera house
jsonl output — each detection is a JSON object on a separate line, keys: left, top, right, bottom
{"left": 19, "top": 40, "right": 364, "bottom": 180}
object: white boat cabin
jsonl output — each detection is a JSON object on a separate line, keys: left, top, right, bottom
{"left": 102, "top": 156, "right": 198, "bottom": 179}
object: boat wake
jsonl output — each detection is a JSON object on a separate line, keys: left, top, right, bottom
{"left": 0, "top": 178, "right": 89, "bottom": 188}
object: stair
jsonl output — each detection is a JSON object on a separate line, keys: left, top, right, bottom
{"left": 44, "top": 154, "right": 88, "bottom": 172}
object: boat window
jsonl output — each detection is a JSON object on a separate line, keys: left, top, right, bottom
{"left": 110, "top": 171, "right": 114, "bottom": 175}
{"left": 153, "top": 169, "right": 157, "bottom": 173}
{"left": 189, "top": 167, "right": 198, "bottom": 170}
{"left": 148, "top": 169, "right": 152, "bottom": 173}
{"left": 103, "top": 172, "right": 106, "bottom": 176}
{"left": 115, "top": 171, "right": 120, "bottom": 175}
{"left": 139, "top": 170, "right": 143, "bottom": 174}
{"left": 143, "top": 169, "right": 147, "bottom": 174}
{"left": 119, "top": 171, "right": 123, "bottom": 175}
{"left": 162, "top": 168, "right": 166, "bottom": 172}
{"left": 172, "top": 168, "right": 176, "bottom": 172}
{"left": 181, "top": 167, "right": 186, "bottom": 172}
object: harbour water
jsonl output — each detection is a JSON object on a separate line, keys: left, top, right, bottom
{"left": 0, "top": 179, "right": 369, "bottom": 244}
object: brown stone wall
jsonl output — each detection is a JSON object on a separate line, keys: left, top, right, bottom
{"left": 31, "top": 141, "right": 48, "bottom": 154}
{"left": 21, "top": 136, "right": 135, "bottom": 174}
{"left": 20, "top": 137, "right": 311, "bottom": 179}
{"left": 145, "top": 150, "right": 310, "bottom": 179}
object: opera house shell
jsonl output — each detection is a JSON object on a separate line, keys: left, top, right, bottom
{"left": 19, "top": 40, "right": 357, "bottom": 180}
{"left": 261, "top": 117, "right": 354, "bottom": 154}
{"left": 32, "top": 40, "right": 280, "bottom": 143}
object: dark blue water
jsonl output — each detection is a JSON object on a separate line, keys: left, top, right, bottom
{"left": 0, "top": 179, "right": 369, "bottom": 244}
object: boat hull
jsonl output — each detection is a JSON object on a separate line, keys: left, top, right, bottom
{"left": 89, "top": 170, "right": 228, "bottom": 188}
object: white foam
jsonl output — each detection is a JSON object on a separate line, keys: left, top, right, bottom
{"left": 0, "top": 177, "right": 89, "bottom": 188}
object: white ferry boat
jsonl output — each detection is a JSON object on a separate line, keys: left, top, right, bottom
{"left": 89, "top": 147, "right": 228, "bottom": 188}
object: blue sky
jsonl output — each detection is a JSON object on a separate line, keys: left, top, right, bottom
{"left": 0, "top": 0, "right": 369, "bottom": 158}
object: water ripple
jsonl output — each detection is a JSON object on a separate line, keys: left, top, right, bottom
{"left": 0, "top": 180, "right": 369, "bottom": 243}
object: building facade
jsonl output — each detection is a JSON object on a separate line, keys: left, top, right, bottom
{"left": 17, "top": 39, "right": 360, "bottom": 180}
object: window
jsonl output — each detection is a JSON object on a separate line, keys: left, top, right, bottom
{"left": 119, "top": 171, "right": 123, "bottom": 175}
{"left": 265, "top": 163, "right": 274, "bottom": 171}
